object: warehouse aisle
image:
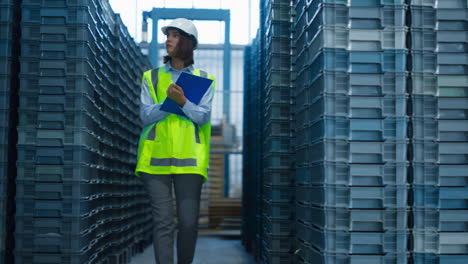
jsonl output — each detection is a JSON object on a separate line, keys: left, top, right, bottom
{"left": 130, "top": 232, "right": 257, "bottom": 264}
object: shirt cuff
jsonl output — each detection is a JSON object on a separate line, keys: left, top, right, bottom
{"left": 181, "top": 99, "right": 196, "bottom": 114}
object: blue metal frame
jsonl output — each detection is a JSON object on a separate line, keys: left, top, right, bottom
{"left": 145, "top": 8, "right": 232, "bottom": 196}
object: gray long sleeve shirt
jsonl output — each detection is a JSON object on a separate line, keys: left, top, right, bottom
{"left": 139, "top": 62, "right": 214, "bottom": 127}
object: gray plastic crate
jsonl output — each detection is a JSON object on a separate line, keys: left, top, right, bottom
{"left": 413, "top": 230, "right": 468, "bottom": 254}
{"left": 296, "top": 161, "right": 408, "bottom": 185}
{"left": 412, "top": 95, "right": 468, "bottom": 119}
{"left": 410, "top": 6, "right": 468, "bottom": 30}
{"left": 413, "top": 185, "right": 468, "bottom": 209}
{"left": 411, "top": 73, "right": 468, "bottom": 96}
{"left": 412, "top": 140, "right": 468, "bottom": 164}
{"left": 414, "top": 208, "right": 468, "bottom": 231}
{"left": 297, "top": 184, "right": 408, "bottom": 208}
{"left": 413, "top": 253, "right": 468, "bottom": 264}
{"left": 263, "top": 168, "right": 294, "bottom": 186}
{"left": 264, "top": 152, "right": 293, "bottom": 169}
{"left": 308, "top": 226, "right": 407, "bottom": 254}
{"left": 263, "top": 216, "right": 294, "bottom": 237}
{"left": 298, "top": 205, "right": 407, "bottom": 231}
{"left": 306, "top": 4, "right": 406, "bottom": 29}
{"left": 411, "top": 51, "right": 468, "bottom": 74}
{"left": 305, "top": 94, "right": 407, "bottom": 118}
{"left": 298, "top": 139, "right": 408, "bottom": 164}
{"left": 15, "top": 180, "right": 121, "bottom": 200}
{"left": 306, "top": 0, "right": 406, "bottom": 5}
{"left": 299, "top": 116, "right": 408, "bottom": 141}
{"left": 261, "top": 248, "right": 295, "bottom": 264}
{"left": 412, "top": 118, "right": 468, "bottom": 142}
{"left": 411, "top": 28, "right": 468, "bottom": 52}
{"left": 304, "top": 71, "right": 407, "bottom": 97}
{"left": 263, "top": 199, "right": 294, "bottom": 220}
{"left": 263, "top": 185, "right": 294, "bottom": 203}
{"left": 412, "top": 163, "right": 468, "bottom": 187}
{"left": 265, "top": 86, "right": 291, "bottom": 105}
{"left": 410, "top": 0, "right": 468, "bottom": 8}
{"left": 307, "top": 25, "right": 407, "bottom": 53}
{"left": 265, "top": 137, "right": 292, "bottom": 153}
{"left": 308, "top": 247, "right": 408, "bottom": 264}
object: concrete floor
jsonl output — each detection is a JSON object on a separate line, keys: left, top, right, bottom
{"left": 129, "top": 231, "right": 257, "bottom": 264}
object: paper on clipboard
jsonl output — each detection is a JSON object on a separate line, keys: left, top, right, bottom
{"left": 160, "top": 71, "right": 213, "bottom": 116}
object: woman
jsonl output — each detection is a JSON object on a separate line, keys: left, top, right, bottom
{"left": 135, "top": 18, "right": 216, "bottom": 264}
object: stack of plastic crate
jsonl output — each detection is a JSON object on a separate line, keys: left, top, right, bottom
{"left": 15, "top": 0, "right": 151, "bottom": 263}
{"left": 242, "top": 32, "right": 266, "bottom": 262}
{"left": 261, "top": 1, "right": 295, "bottom": 263}
{"left": 111, "top": 14, "right": 153, "bottom": 262}
{"left": 0, "top": 0, "right": 18, "bottom": 261}
{"left": 292, "top": 1, "right": 409, "bottom": 263}
{"left": 409, "top": 0, "right": 468, "bottom": 263}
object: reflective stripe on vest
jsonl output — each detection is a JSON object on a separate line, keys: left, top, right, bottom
{"left": 135, "top": 67, "right": 215, "bottom": 181}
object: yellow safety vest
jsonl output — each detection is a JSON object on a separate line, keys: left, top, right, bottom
{"left": 135, "top": 67, "right": 215, "bottom": 181}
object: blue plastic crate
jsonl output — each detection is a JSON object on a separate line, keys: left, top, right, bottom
{"left": 16, "top": 144, "right": 121, "bottom": 167}
{"left": 306, "top": 4, "right": 406, "bottom": 29}
{"left": 266, "top": 69, "right": 290, "bottom": 87}
{"left": 410, "top": 0, "right": 468, "bottom": 8}
{"left": 297, "top": 116, "right": 407, "bottom": 142}
{"left": 306, "top": 206, "right": 408, "bottom": 231}
{"left": 265, "top": 3, "right": 291, "bottom": 23}
{"left": 266, "top": 53, "right": 291, "bottom": 71}
{"left": 307, "top": 225, "right": 407, "bottom": 254}
{"left": 297, "top": 184, "right": 408, "bottom": 208}
{"left": 14, "top": 250, "right": 96, "bottom": 264}
{"left": 261, "top": 248, "right": 295, "bottom": 264}
{"left": 308, "top": 246, "right": 408, "bottom": 264}
{"left": 265, "top": 137, "right": 292, "bottom": 153}
{"left": 16, "top": 180, "right": 117, "bottom": 200}
{"left": 264, "top": 151, "right": 293, "bottom": 169}
{"left": 20, "top": 40, "right": 96, "bottom": 60}
{"left": 412, "top": 95, "right": 468, "bottom": 119}
{"left": 413, "top": 185, "right": 468, "bottom": 209}
{"left": 297, "top": 139, "right": 408, "bottom": 164}
{"left": 307, "top": 25, "right": 407, "bottom": 53}
{"left": 263, "top": 199, "right": 294, "bottom": 220}
{"left": 296, "top": 161, "right": 408, "bottom": 185}
{"left": 306, "top": 0, "right": 406, "bottom": 5}
{"left": 412, "top": 253, "right": 468, "bottom": 264}
{"left": 412, "top": 118, "right": 468, "bottom": 142}
{"left": 413, "top": 230, "right": 468, "bottom": 254}
{"left": 411, "top": 73, "right": 468, "bottom": 96}
{"left": 306, "top": 71, "right": 407, "bottom": 97}
{"left": 265, "top": 86, "right": 291, "bottom": 105}
{"left": 412, "top": 140, "right": 468, "bottom": 164}
{"left": 263, "top": 185, "right": 294, "bottom": 203}
{"left": 266, "top": 21, "right": 291, "bottom": 39}
{"left": 263, "top": 168, "right": 294, "bottom": 186}
{"left": 0, "top": 57, "right": 12, "bottom": 75}
{"left": 21, "top": 6, "right": 95, "bottom": 24}
{"left": 304, "top": 94, "right": 407, "bottom": 118}
{"left": 412, "top": 163, "right": 468, "bottom": 187}
{"left": 0, "top": 39, "right": 12, "bottom": 58}
{"left": 262, "top": 233, "right": 294, "bottom": 253}
{"left": 411, "top": 51, "right": 468, "bottom": 75}
{"left": 410, "top": 6, "right": 468, "bottom": 30}
{"left": 19, "top": 74, "right": 97, "bottom": 95}
{"left": 0, "top": 22, "right": 13, "bottom": 40}
{"left": 20, "top": 57, "right": 96, "bottom": 77}
{"left": 414, "top": 208, "right": 468, "bottom": 231}
{"left": 0, "top": 4, "right": 13, "bottom": 23}
{"left": 305, "top": 50, "right": 407, "bottom": 79}
{"left": 411, "top": 29, "right": 468, "bottom": 52}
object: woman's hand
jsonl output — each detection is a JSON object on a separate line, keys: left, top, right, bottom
{"left": 167, "top": 83, "right": 187, "bottom": 107}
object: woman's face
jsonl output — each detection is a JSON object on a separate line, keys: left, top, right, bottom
{"left": 166, "top": 29, "right": 180, "bottom": 57}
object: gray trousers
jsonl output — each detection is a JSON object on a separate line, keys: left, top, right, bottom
{"left": 139, "top": 173, "right": 203, "bottom": 264}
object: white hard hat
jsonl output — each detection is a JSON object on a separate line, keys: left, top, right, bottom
{"left": 161, "top": 18, "right": 198, "bottom": 48}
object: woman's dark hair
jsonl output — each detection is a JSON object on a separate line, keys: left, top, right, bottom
{"left": 163, "top": 28, "right": 195, "bottom": 67}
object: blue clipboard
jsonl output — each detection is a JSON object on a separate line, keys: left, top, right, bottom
{"left": 160, "top": 71, "right": 213, "bottom": 117}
